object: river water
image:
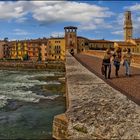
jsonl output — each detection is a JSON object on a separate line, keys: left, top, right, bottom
{"left": 0, "top": 70, "right": 66, "bottom": 139}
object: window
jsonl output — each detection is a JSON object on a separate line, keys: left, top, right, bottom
{"left": 33, "top": 47, "right": 35, "bottom": 51}
{"left": 132, "top": 48, "right": 134, "bottom": 52}
{"left": 70, "top": 41, "right": 73, "bottom": 46}
{"left": 128, "top": 15, "right": 130, "bottom": 20}
{"left": 85, "top": 42, "right": 88, "bottom": 46}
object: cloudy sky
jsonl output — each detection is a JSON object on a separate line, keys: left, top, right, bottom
{"left": 0, "top": 0, "right": 140, "bottom": 41}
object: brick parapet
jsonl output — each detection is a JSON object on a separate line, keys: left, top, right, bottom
{"left": 52, "top": 114, "right": 68, "bottom": 140}
{"left": 83, "top": 50, "right": 140, "bottom": 68}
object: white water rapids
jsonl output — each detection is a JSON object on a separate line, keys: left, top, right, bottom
{"left": 0, "top": 70, "right": 61, "bottom": 108}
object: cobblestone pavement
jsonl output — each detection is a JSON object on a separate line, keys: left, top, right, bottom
{"left": 66, "top": 53, "right": 140, "bottom": 139}
{"left": 75, "top": 53, "right": 140, "bottom": 105}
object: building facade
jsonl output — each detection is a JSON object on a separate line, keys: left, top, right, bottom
{"left": 47, "top": 37, "right": 65, "bottom": 61}
{"left": 0, "top": 41, "right": 6, "bottom": 59}
{"left": 40, "top": 43, "right": 48, "bottom": 61}
{"left": 77, "top": 36, "right": 89, "bottom": 53}
{"left": 88, "top": 39, "right": 114, "bottom": 50}
{"left": 27, "top": 39, "right": 42, "bottom": 61}
{"left": 124, "top": 11, "right": 133, "bottom": 41}
{"left": 64, "top": 26, "right": 77, "bottom": 55}
{"left": 10, "top": 41, "right": 28, "bottom": 60}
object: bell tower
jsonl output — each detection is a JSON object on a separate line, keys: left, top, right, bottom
{"left": 124, "top": 11, "right": 133, "bottom": 41}
{"left": 64, "top": 26, "right": 77, "bottom": 54}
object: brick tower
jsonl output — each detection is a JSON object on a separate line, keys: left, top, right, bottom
{"left": 124, "top": 11, "right": 133, "bottom": 41}
{"left": 64, "top": 26, "right": 77, "bottom": 55}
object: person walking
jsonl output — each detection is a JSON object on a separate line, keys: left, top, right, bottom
{"left": 123, "top": 48, "right": 132, "bottom": 76}
{"left": 102, "top": 48, "right": 112, "bottom": 79}
{"left": 113, "top": 48, "right": 122, "bottom": 77}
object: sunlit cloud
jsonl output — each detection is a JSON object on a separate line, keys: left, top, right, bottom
{"left": 13, "top": 29, "right": 30, "bottom": 36}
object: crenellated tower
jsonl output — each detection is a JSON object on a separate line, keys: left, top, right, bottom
{"left": 64, "top": 26, "right": 77, "bottom": 54}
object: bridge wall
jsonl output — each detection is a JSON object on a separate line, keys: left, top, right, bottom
{"left": 53, "top": 52, "right": 140, "bottom": 139}
{"left": 83, "top": 50, "right": 140, "bottom": 66}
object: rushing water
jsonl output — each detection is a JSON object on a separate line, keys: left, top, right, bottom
{"left": 0, "top": 70, "right": 66, "bottom": 139}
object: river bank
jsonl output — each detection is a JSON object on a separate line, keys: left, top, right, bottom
{"left": 0, "top": 70, "right": 66, "bottom": 139}
{"left": 0, "top": 61, "right": 65, "bottom": 71}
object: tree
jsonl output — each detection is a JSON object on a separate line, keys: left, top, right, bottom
{"left": 38, "top": 48, "right": 42, "bottom": 61}
{"left": 23, "top": 54, "right": 29, "bottom": 61}
{"left": 4, "top": 37, "right": 8, "bottom": 42}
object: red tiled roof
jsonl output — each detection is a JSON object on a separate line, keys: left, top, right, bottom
{"left": 133, "top": 39, "right": 140, "bottom": 43}
{"left": 49, "top": 37, "right": 64, "bottom": 40}
{"left": 89, "top": 39, "right": 114, "bottom": 43}
{"left": 77, "top": 36, "right": 89, "bottom": 40}
{"left": 115, "top": 41, "right": 136, "bottom": 46}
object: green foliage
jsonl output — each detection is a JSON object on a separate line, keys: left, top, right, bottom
{"left": 38, "top": 48, "right": 42, "bottom": 61}
{"left": 73, "top": 125, "right": 88, "bottom": 134}
{"left": 23, "top": 54, "right": 29, "bottom": 61}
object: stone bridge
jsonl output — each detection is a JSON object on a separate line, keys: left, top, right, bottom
{"left": 52, "top": 52, "right": 140, "bottom": 139}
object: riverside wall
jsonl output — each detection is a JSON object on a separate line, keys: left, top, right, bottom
{"left": 53, "top": 52, "right": 140, "bottom": 139}
{"left": 0, "top": 61, "right": 65, "bottom": 71}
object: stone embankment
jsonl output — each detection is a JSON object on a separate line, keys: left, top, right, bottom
{"left": 53, "top": 52, "right": 140, "bottom": 139}
{"left": 0, "top": 61, "right": 65, "bottom": 71}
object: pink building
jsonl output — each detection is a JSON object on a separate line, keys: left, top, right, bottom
{"left": 0, "top": 41, "right": 6, "bottom": 59}
{"left": 40, "top": 43, "right": 48, "bottom": 61}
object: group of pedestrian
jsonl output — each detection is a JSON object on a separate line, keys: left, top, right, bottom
{"left": 102, "top": 47, "right": 132, "bottom": 79}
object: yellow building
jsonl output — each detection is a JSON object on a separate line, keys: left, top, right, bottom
{"left": 114, "top": 41, "right": 136, "bottom": 52}
{"left": 10, "top": 41, "right": 28, "bottom": 60}
{"left": 89, "top": 39, "right": 114, "bottom": 50}
{"left": 47, "top": 37, "right": 65, "bottom": 61}
{"left": 129, "top": 39, "right": 140, "bottom": 53}
{"left": 77, "top": 36, "right": 89, "bottom": 53}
